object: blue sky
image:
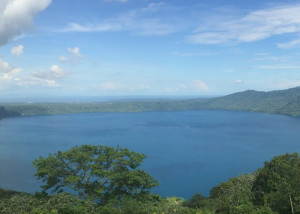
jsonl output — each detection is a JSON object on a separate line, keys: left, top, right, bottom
{"left": 1, "top": 0, "right": 300, "bottom": 100}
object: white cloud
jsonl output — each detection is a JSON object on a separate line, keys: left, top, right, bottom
{"left": 138, "top": 84, "right": 150, "bottom": 89}
{"left": 179, "top": 84, "right": 187, "bottom": 89}
{"left": 62, "top": 22, "right": 122, "bottom": 33}
{"left": 277, "top": 39, "right": 300, "bottom": 49}
{"left": 10, "top": 45, "right": 24, "bottom": 55}
{"left": 0, "top": 57, "right": 21, "bottom": 73}
{"left": 0, "top": 57, "right": 22, "bottom": 87}
{"left": 67, "top": 47, "right": 82, "bottom": 58}
{"left": 235, "top": 80, "right": 243, "bottom": 84}
{"left": 171, "top": 51, "right": 218, "bottom": 57}
{"left": 100, "top": 82, "right": 118, "bottom": 90}
{"left": 188, "top": 4, "right": 300, "bottom": 45}
{"left": 59, "top": 47, "right": 83, "bottom": 63}
{"left": 274, "top": 81, "right": 300, "bottom": 89}
{"left": 44, "top": 79, "right": 59, "bottom": 87}
{"left": 193, "top": 80, "right": 209, "bottom": 91}
{"left": 258, "top": 65, "right": 300, "bottom": 69}
{"left": 32, "top": 65, "right": 67, "bottom": 79}
{"left": 58, "top": 56, "right": 68, "bottom": 62}
{"left": 15, "top": 76, "right": 60, "bottom": 88}
{"left": 60, "top": 3, "right": 177, "bottom": 36}
{"left": 222, "top": 69, "right": 234, "bottom": 73}
{"left": 253, "top": 54, "right": 290, "bottom": 62}
{"left": 0, "top": 0, "right": 52, "bottom": 46}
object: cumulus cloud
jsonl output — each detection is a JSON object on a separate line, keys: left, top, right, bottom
{"left": 10, "top": 45, "right": 24, "bottom": 55}
{"left": 59, "top": 47, "right": 83, "bottom": 63}
{"left": 67, "top": 47, "right": 82, "bottom": 58}
{"left": 0, "top": 57, "right": 22, "bottom": 87}
{"left": 0, "top": 57, "right": 21, "bottom": 73}
{"left": 0, "top": 0, "right": 52, "bottom": 46}
{"left": 193, "top": 80, "right": 209, "bottom": 91}
{"left": 32, "top": 65, "right": 67, "bottom": 80}
{"left": 188, "top": 4, "right": 300, "bottom": 45}
{"left": 15, "top": 76, "right": 60, "bottom": 88}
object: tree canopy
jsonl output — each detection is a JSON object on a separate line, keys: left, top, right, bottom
{"left": 33, "top": 144, "right": 159, "bottom": 203}
{"left": 252, "top": 153, "right": 300, "bottom": 214}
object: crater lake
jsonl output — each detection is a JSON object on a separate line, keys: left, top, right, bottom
{"left": 1, "top": 110, "right": 300, "bottom": 199}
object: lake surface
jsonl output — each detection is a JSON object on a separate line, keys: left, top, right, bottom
{"left": 1, "top": 110, "right": 300, "bottom": 199}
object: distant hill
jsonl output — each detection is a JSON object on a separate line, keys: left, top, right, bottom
{"left": 0, "top": 106, "right": 21, "bottom": 119}
{"left": 3, "top": 86, "right": 300, "bottom": 117}
{"left": 192, "top": 86, "right": 300, "bottom": 116}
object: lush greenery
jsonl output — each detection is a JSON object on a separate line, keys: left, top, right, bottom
{"left": 1, "top": 145, "right": 300, "bottom": 214}
{"left": 3, "top": 86, "right": 300, "bottom": 117}
{"left": 33, "top": 145, "right": 158, "bottom": 203}
{"left": 0, "top": 106, "right": 20, "bottom": 119}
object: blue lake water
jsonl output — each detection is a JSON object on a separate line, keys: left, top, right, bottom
{"left": 0, "top": 110, "right": 300, "bottom": 199}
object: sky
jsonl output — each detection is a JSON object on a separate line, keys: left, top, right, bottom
{"left": 1, "top": 0, "right": 300, "bottom": 100}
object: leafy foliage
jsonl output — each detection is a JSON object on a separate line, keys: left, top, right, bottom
{"left": 0, "top": 193, "right": 99, "bottom": 214}
{"left": 252, "top": 153, "right": 300, "bottom": 214}
{"left": 3, "top": 146, "right": 300, "bottom": 213}
{"left": 33, "top": 145, "right": 158, "bottom": 203}
{"left": 208, "top": 173, "right": 256, "bottom": 213}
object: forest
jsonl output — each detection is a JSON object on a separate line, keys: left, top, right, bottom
{"left": 1, "top": 86, "right": 300, "bottom": 118}
{"left": 0, "top": 144, "right": 299, "bottom": 214}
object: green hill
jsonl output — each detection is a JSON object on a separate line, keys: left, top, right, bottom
{"left": 3, "top": 86, "right": 300, "bottom": 117}
{"left": 196, "top": 86, "right": 300, "bottom": 115}
{"left": 0, "top": 106, "right": 21, "bottom": 119}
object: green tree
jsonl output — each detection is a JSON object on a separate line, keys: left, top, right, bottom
{"left": 183, "top": 193, "right": 210, "bottom": 209}
{"left": 209, "top": 173, "right": 256, "bottom": 213}
{"left": 33, "top": 145, "right": 159, "bottom": 203}
{"left": 252, "top": 153, "right": 300, "bottom": 214}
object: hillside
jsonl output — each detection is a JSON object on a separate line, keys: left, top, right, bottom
{"left": 0, "top": 106, "right": 21, "bottom": 119}
{"left": 197, "top": 86, "right": 300, "bottom": 115}
{"left": 2, "top": 86, "right": 300, "bottom": 116}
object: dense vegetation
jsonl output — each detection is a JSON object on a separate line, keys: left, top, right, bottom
{"left": 0, "top": 106, "right": 20, "bottom": 119}
{"left": 1, "top": 145, "right": 300, "bottom": 214}
{"left": 2, "top": 86, "right": 300, "bottom": 117}
{"left": 33, "top": 145, "right": 158, "bottom": 203}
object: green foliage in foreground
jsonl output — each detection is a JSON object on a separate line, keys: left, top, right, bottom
{"left": 2, "top": 146, "right": 300, "bottom": 214}
{"left": 33, "top": 145, "right": 158, "bottom": 203}
{"left": 0, "top": 192, "right": 196, "bottom": 214}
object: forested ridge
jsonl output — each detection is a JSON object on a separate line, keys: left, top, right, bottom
{"left": 0, "top": 145, "right": 300, "bottom": 214}
{"left": 0, "top": 106, "right": 20, "bottom": 119}
{"left": 2, "top": 86, "right": 300, "bottom": 117}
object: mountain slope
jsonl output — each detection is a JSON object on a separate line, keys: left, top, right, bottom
{"left": 0, "top": 106, "right": 21, "bottom": 119}
{"left": 191, "top": 87, "right": 300, "bottom": 115}
{"left": 3, "top": 87, "right": 300, "bottom": 116}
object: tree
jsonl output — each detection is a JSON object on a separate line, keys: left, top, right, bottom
{"left": 209, "top": 173, "right": 256, "bottom": 213}
{"left": 33, "top": 145, "right": 159, "bottom": 203}
{"left": 183, "top": 193, "right": 210, "bottom": 209}
{"left": 252, "top": 153, "right": 300, "bottom": 214}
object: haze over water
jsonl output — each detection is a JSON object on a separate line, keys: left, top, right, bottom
{"left": 1, "top": 110, "right": 300, "bottom": 199}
